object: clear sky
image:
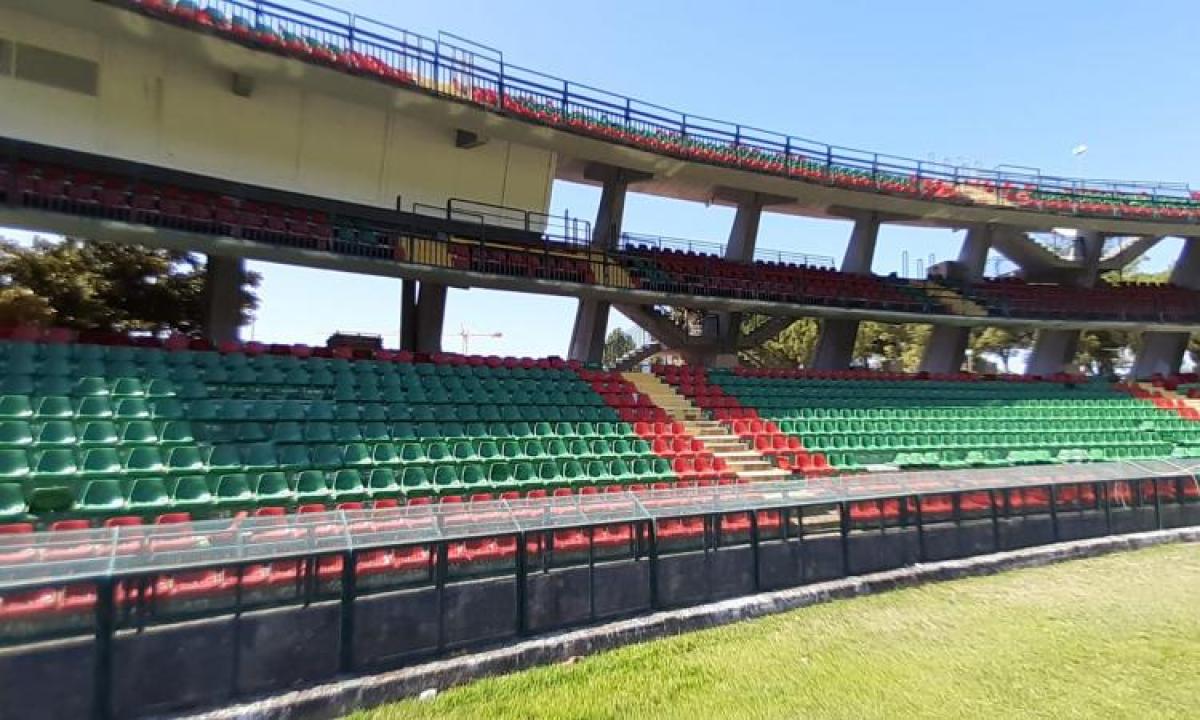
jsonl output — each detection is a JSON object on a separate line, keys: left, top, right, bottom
{"left": 17, "top": 0, "right": 1200, "bottom": 355}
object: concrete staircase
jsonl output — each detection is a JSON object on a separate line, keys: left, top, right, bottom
{"left": 913, "top": 279, "right": 989, "bottom": 317}
{"left": 956, "top": 183, "right": 1013, "bottom": 207}
{"left": 622, "top": 372, "right": 791, "bottom": 481}
{"left": 1136, "top": 382, "right": 1200, "bottom": 412}
{"left": 612, "top": 342, "right": 662, "bottom": 372}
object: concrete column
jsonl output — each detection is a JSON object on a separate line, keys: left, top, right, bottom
{"left": 713, "top": 194, "right": 767, "bottom": 364}
{"left": 399, "top": 278, "right": 418, "bottom": 352}
{"left": 1132, "top": 237, "right": 1200, "bottom": 378}
{"left": 203, "top": 255, "right": 245, "bottom": 345}
{"left": 1027, "top": 231, "right": 1103, "bottom": 375}
{"left": 568, "top": 299, "right": 611, "bottom": 366}
{"left": 569, "top": 166, "right": 647, "bottom": 363}
{"left": 812, "top": 213, "right": 882, "bottom": 370}
{"left": 919, "top": 226, "right": 993, "bottom": 374}
{"left": 1027, "top": 328, "right": 1081, "bottom": 376}
{"left": 414, "top": 282, "right": 447, "bottom": 354}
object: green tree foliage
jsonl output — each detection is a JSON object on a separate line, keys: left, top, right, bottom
{"left": 0, "top": 237, "right": 259, "bottom": 334}
{"left": 602, "top": 327, "right": 637, "bottom": 367}
{"left": 742, "top": 317, "right": 819, "bottom": 368}
{"left": 969, "top": 327, "right": 1034, "bottom": 372}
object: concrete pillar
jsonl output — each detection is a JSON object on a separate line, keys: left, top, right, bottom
{"left": 919, "top": 226, "right": 993, "bottom": 374}
{"left": 203, "top": 255, "right": 245, "bottom": 345}
{"left": 1027, "top": 328, "right": 1080, "bottom": 376}
{"left": 399, "top": 278, "right": 418, "bottom": 352}
{"left": 414, "top": 282, "right": 447, "bottom": 354}
{"left": 812, "top": 213, "right": 882, "bottom": 370}
{"left": 568, "top": 299, "right": 611, "bottom": 366}
{"left": 1027, "top": 231, "right": 1104, "bottom": 375}
{"left": 714, "top": 194, "right": 767, "bottom": 364}
{"left": 1132, "top": 237, "right": 1200, "bottom": 378}
{"left": 569, "top": 166, "right": 647, "bottom": 363}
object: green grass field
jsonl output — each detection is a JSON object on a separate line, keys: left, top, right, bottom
{"left": 351, "top": 544, "right": 1200, "bottom": 720}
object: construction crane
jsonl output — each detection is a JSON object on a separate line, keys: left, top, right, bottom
{"left": 445, "top": 325, "right": 503, "bottom": 354}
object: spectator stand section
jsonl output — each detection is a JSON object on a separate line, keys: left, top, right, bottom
{"left": 684, "top": 368, "right": 1196, "bottom": 473}
{"left": 1, "top": 461, "right": 1197, "bottom": 720}
{"left": 8, "top": 137, "right": 1200, "bottom": 326}
{"left": 108, "top": 0, "right": 1200, "bottom": 223}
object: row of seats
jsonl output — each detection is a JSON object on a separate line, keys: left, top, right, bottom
{"left": 10, "top": 143, "right": 1200, "bottom": 329}
{"left": 0, "top": 332, "right": 694, "bottom": 523}
{"left": 962, "top": 277, "right": 1200, "bottom": 322}
{"left": 121, "top": 0, "right": 1200, "bottom": 223}
{"left": 621, "top": 246, "right": 935, "bottom": 313}
{"left": 682, "top": 368, "right": 1193, "bottom": 471}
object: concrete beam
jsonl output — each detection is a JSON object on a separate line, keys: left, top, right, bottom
{"left": 811, "top": 319, "right": 860, "bottom": 371}
{"left": 813, "top": 213, "right": 882, "bottom": 369}
{"left": 570, "top": 166, "right": 651, "bottom": 362}
{"left": 568, "top": 299, "right": 610, "bottom": 365}
{"left": 737, "top": 315, "right": 796, "bottom": 349}
{"left": 1098, "top": 235, "right": 1162, "bottom": 271}
{"left": 920, "top": 225, "right": 993, "bottom": 373}
{"left": 839, "top": 212, "right": 882, "bottom": 274}
{"left": 414, "top": 282, "right": 447, "bottom": 354}
{"left": 399, "top": 279, "right": 418, "bottom": 352}
{"left": 203, "top": 254, "right": 245, "bottom": 345}
{"left": 1131, "top": 237, "right": 1200, "bottom": 378}
{"left": 990, "top": 230, "right": 1072, "bottom": 273}
{"left": 1027, "top": 329, "right": 1080, "bottom": 376}
{"left": 1026, "top": 230, "right": 1106, "bottom": 372}
{"left": 612, "top": 304, "right": 691, "bottom": 349}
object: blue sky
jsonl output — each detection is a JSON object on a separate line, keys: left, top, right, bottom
{"left": 14, "top": 0, "right": 1200, "bottom": 355}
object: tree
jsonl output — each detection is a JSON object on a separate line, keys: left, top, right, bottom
{"left": 0, "top": 236, "right": 259, "bottom": 334}
{"left": 852, "top": 322, "right": 931, "bottom": 372}
{"left": 745, "top": 317, "right": 819, "bottom": 368}
{"left": 602, "top": 327, "right": 637, "bottom": 367}
{"left": 969, "top": 327, "right": 1033, "bottom": 372}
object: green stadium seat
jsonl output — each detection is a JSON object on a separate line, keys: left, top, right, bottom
{"left": 118, "top": 421, "right": 158, "bottom": 446}
{"left": 33, "top": 420, "right": 77, "bottom": 448}
{"left": 366, "top": 468, "right": 400, "bottom": 500}
{"left": 331, "top": 469, "right": 368, "bottom": 503}
{"left": 293, "top": 470, "right": 331, "bottom": 505}
{"left": 35, "top": 396, "right": 75, "bottom": 420}
{"left": 213, "top": 474, "right": 255, "bottom": 511}
{"left": 0, "top": 483, "right": 28, "bottom": 522}
{"left": 77, "top": 479, "right": 124, "bottom": 516}
{"left": 0, "top": 421, "right": 33, "bottom": 449}
{"left": 400, "top": 466, "right": 432, "bottom": 497}
{"left": 252, "top": 472, "right": 294, "bottom": 507}
{"left": 125, "top": 477, "right": 170, "bottom": 513}
{"left": 121, "top": 444, "right": 164, "bottom": 477}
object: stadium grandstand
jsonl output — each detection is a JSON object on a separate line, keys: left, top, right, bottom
{"left": 1, "top": 1, "right": 1199, "bottom": 718}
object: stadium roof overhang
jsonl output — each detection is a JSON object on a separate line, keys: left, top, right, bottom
{"left": 14, "top": 0, "right": 1200, "bottom": 240}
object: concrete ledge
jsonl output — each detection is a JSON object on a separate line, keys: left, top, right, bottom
{"left": 173, "top": 527, "right": 1200, "bottom": 720}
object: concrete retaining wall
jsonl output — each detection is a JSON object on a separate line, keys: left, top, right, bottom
{"left": 177, "top": 527, "right": 1200, "bottom": 720}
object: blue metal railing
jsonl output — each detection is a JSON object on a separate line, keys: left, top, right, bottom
{"left": 120, "top": 0, "right": 1198, "bottom": 214}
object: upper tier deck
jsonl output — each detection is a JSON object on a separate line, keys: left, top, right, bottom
{"left": 15, "top": 0, "right": 1198, "bottom": 237}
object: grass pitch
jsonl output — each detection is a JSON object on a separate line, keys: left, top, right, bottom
{"left": 351, "top": 543, "right": 1200, "bottom": 720}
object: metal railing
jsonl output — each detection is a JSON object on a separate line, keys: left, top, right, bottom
{"left": 7, "top": 135, "right": 1200, "bottom": 326}
{"left": 117, "top": 0, "right": 1200, "bottom": 218}
{"left": 1, "top": 460, "right": 1194, "bottom": 591}
{"left": 620, "top": 232, "right": 837, "bottom": 269}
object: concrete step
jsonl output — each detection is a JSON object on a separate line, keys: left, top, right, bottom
{"left": 736, "top": 468, "right": 792, "bottom": 480}
{"left": 712, "top": 450, "right": 760, "bottom": 460}
{"left": 704, "top": 442, "right": 749, "bottom": 452}
{"left": 726, "top": 460, "right": 776, "bottom": 471}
